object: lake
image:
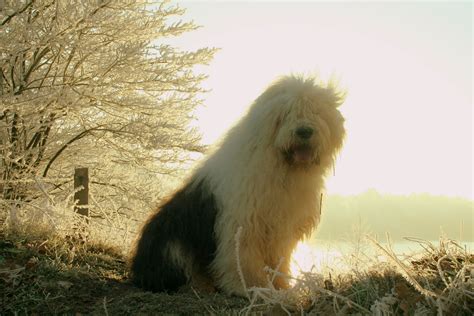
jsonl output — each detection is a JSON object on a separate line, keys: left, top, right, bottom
{"left": 289, "top": 237, "right": 474, "bottom": 277}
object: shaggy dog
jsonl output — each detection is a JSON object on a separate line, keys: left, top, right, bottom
{"left": 130, "top": 75, "right": 346, "bottom": 296}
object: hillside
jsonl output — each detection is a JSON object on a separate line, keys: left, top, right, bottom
{"left": 1, "top": 228, "right": 472, "bottom": 315}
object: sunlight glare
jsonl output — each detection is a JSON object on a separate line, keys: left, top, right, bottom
{"left": 173, "top": 2, "right": 472, "bottom": 199}
{"left": 290, "top": 241, "right": 345, "bottom": 278}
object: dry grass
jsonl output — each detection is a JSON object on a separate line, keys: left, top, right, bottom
{"left": 0, "top": 207, "right": 472, "bottom": 315}
{"left": 0, "top": 227, "right": 247, "bottom": 315}
{"left": 237, "top": 236, "right": 473, "bottom": 315}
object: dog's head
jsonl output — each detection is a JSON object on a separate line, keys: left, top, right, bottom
{"left": 248, "top": 76, "right": 346, "bottom": 169}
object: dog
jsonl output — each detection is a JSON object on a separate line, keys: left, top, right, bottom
{"left": 130, "top": 75, "right": 346, "bottom": 296}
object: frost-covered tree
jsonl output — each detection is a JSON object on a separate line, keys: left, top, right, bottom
{"left": 0, "top": 0, "right": 215, "bottom": 220}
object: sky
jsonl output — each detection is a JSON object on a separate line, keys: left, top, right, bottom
{"left": 168, "top": 0, "right": 472, "bottom": 199}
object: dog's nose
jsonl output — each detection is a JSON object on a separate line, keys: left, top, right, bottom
{"left": 295, "top": 126, "right": 314, "bottom": 139}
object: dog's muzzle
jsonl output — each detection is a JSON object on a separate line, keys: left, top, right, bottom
{"left": 283, "top": 127, "right": 320, "bottom": 165}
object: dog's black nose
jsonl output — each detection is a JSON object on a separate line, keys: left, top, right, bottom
{"left": 295, "top": 126, "right": 314, "bottom": 139}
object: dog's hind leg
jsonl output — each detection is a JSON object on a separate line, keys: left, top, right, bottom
{"left": 130, "top": 212, "right": 189, "bottom": 292}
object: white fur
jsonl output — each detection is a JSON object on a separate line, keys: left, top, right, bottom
{"left": 194, "top": 75, "right": 345, "bottom": 296}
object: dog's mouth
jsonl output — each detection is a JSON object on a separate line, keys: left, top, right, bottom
{"left": 284, "top": 144, "right": 320, "bottom": 165}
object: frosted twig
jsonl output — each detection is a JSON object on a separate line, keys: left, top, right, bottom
{"left": 367, "top": 235, "right": 439, "bottom": 299}
{"left": 103, "top": 297, "right": 109, "bottom": 316}
{"left": 436, "top": 255, "right": 451, "bottom": 289}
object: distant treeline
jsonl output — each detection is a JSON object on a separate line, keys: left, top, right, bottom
{"left": 316, "top": 190, "right": 473, "bottom": 242}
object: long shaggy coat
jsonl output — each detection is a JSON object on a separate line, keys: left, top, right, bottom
{"left": 130, "top": 75, "right": 346, "bottom": 296}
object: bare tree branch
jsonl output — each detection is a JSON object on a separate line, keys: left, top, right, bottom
{"left": 1, "top": 0, "right": 216, "bottom": 216}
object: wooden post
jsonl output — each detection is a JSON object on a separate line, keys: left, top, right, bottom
{"left": 74, "top": 167, "right": 89, "bottom": 217}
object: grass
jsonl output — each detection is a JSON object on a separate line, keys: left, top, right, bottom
{"left": 0, "top": 225, "right": 472, "bottom": 315}
{"left": 0, "top": 228, "right": 246, "bottom": 315}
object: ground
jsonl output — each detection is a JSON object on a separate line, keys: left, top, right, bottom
{"left": 1, "top": 228, "right": 472, "bottom": 315}
{"left": 0, "top": 230, "right": 246, "bottom": 315}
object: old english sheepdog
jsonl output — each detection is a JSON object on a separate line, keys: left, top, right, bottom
{"left": 130, "top": 75, "right": 346, "bottom": 296}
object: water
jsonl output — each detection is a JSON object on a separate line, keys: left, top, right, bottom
{"left": 290, "top": 238, "right": 474, "bottom": 276}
